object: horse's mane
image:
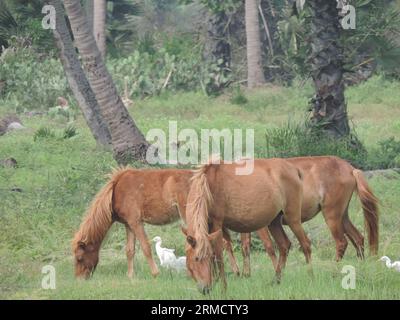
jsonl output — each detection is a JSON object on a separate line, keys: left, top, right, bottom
{"left": 187, "top": 161, "right": 215, "bottom": 259}
{"left": 72, "top": 167, "right": 132, "bottom": 251}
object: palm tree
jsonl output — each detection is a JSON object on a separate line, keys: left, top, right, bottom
{"left": 308, "top": 0, "right": 350, "bottom": 137}
{"left": 245, "top": 0, "right": 266, "bottom": 88}
{"left": 63, "top": 0, "right": 149, "bottom": 164}
{"left": 93, "top": 0, "right": 107, "bottom": 59}
{"left": 49, "top": 0, "right": 111, "bottom": 147}
{"left": 85, "top": 0, "right": 94, "bottom": 33}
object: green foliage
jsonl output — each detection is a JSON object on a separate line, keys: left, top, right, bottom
{"left": 0, "top": 46, "right": 69, "bottom": 111}
{"left": 108, "top": 47, "right": 229, "bottom": 97}
{"left": 341, "top": 0, "right": 400, "bottom": 79}
{"left": 229, "top": 86, "right": 248, "bottom": 105}
{"left": 265, "top": 120, "right": 400, "bottom": 170}
{"left": 33, "top": 126, "right": 56, "bottom": 141}
{"left": 48, "top": 106, "right": 75, "bottom": 123}
{"left": 368, "top": 137, "right": 400, "bottom": 169}
{"left": 0, "top": 0, "right": 54, "bottom": 54}
{"left": 63, "top": 125, "right": 78, "bottom": 140}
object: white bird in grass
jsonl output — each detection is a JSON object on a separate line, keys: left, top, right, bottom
{"left": 152, "top": 236, "right": 186, "bottom": 271}
{"left": 379, "top": 256, "right": 400, "bottom": 272}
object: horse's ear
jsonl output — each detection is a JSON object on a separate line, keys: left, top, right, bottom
{"left": 181, "top": 226, "right": 188, "bottom": 236}
{"left": 186, "top": 235, "right": 196, "bottom": 248}
{"left": 208, "top": 229, "right": 222, "bottom": 246}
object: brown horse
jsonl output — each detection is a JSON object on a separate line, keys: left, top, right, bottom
{"left": 236, "top": 156, "right": 379, "bottom": 276}
{"left": 72, "top": 167, "right": 245, "bottom": 279}
{"left": 183, "top": 158, "right": 312, "bottom": 292}
{"left": 72, "top": 168, "right": 192, "bottom": 279}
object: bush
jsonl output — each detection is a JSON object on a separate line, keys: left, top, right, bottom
{"left": 63, "top": 125, "right": 78, "bottom": 140}
{"left": 264, "top": 121, "right": 400, "bottom": 170}
{"left": 34, "top": 127, "right": 56, "bottom": 141}
{"left": 107, "top": 49, "right": 230, "bottom": 98}
{"left": 368, "top": 137, "right": 400, "bottom": 169}
{"left": 0, "top": 46, "right": 69, "bottom": 111}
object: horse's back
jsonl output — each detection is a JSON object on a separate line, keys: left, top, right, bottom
{"left": 113, "top": 168, "right": 192, "bottom": 225}
{"left": 208, "top": 159, "right": 302, "bottom": 232}
{"left": 286, "top": 156, "right": 357, "bottom": 217}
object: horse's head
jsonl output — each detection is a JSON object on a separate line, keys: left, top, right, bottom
{"left": 73, "top": 241, "right": 100, "bottom": 279}
{"left": 182, "top": 226, "right": 222, "bottom": 294}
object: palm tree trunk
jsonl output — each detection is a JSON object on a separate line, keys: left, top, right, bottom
{"left": 245, "top": 0, "right": 266, "bottom": 88}
{"left": 309, "top": 0, "right": 350, "bottom": 137}
{"left": 50, "top": 0, "right": 111, "bottom": 148}
{"left": 63, "top": 0, "right": 149, "bottom": 164}
{"left": 85, "top": 0, "right": 94, "bottom": 33}
{"left": 93, "top": 0, "right": 107, "bottom": 59}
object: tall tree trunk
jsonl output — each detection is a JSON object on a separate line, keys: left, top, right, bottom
{"left": 245, "top": 0, "right": 266, "bottom": 88}
{"left": 85, "top": 0, "right": 94, "bottom": 33}
{"left": 49, "top": 0, "right": 111, "bottom": 148}
{"left": 63, "top": 0, "right": 149, "bottom": 164}
{"left": 205, "top": 8, "right": 231, "bottom": 93}
{"left": 309, "top": 0, "right": 350, "bottom": 137}
{"left": 93, "top": 0, "right": 107, "bottom": 59}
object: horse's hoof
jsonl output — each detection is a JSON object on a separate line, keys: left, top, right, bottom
{"left": 152, "top": 270, "right": 160, "bottom": 278}
{"left": 241, "top": 272, "right": 251, "bottom": 278}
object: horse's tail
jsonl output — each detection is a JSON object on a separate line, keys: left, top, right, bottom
{"left": 352, "top": 169, "right": 379, "bottom": 255}
{"left": 187, "top": 162, "right": 214, "bottom": 259}
{"left": 72, "top": 167, "right": 131, "bottom": 249}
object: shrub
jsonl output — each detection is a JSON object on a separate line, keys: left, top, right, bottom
{"left": 265, "top": 121, "right": 369, "bottom": 169}
{"left": 34, "top": 127, "right": 56, "bottom": 141}
{"left": 62, "top": 125, "right": 78, "bottom": 140}
{"left": 0, "top": 46, "right": 68, "bottom": 111}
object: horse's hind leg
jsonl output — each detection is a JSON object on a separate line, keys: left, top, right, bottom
{"left": 343, "top": 212, "right": 364, "bottom": 259}
{"left": 128, "top": 221, "right": 159, "bottom": 277}
{"left": 256, "top": 227, "right": 278, "bottom": 270}
{"left": 268, "top": 216, "right": 291, "bottom": 282}
{"left": 125, "top": 225, "right": 136, "bottom": 278}
{"left": 322, "top": 206, "right": 348, "bottom": 261}
{"left": 222, "top": 228, "right": 240, "bottom": 276}
{"left": 284, "top": 204, "right": 312, "bottom": 264}
{"left": 241, "top": 233, "right": 251, "bottom": 277}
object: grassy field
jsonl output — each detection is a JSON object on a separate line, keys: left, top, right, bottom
{"left": 0, "top": 76, "right": 400, "bottom": 299}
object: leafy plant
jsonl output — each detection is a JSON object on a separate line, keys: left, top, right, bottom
{"left": 63, "top": 125, "right": 78, "bottom": 139}
{"left": 34, "top": 127, "right": 56, "bottom": 141}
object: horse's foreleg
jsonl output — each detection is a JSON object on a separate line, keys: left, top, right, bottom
{"left": 222, "top": 229, "right": 240, "bottom": 276}
{"left": 129, "top": 222, "right": 159, "bottom": 277}
{"left": 125, "top": 225, "right": 136, "bottom": 278}
{"left": 241, "top": 233, "right": 251, "bottom": 277}
{"left": 215, "top": 238, "right": 227, "bottom": 291}
{"left": 256, "top": 227, "right": 277, "bottom": 270}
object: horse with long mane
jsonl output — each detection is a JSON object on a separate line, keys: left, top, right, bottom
{"left": 72, "top": 167, "right": 244, "bottom": 279}
{"left": 183, "top": 158, "right": 312, "bottom": 293}
{"left": 237, "top": 156, "right": 379, "bottom": 276}
{"left": 72, "top": 167, "right": 192, "bottom": 279}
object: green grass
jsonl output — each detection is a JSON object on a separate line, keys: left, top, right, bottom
{"left": 0, "top": 76, "right": 400, "bottom": 299}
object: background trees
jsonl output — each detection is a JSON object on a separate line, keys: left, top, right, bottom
{"left": 0, "top": 0, "right": 399, "bottom": 163}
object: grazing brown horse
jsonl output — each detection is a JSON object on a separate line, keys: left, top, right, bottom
{"left": 72, "top": 167, "right": 243, "bottom": 279}
{"left": 183, "top": 158, "right": 312, "bottom": 293}
{"left": 72, "top": 168, "right": 192, "bottom": 279}
{"left": 237, "top": 156, "right": 379, "bottom": 276}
